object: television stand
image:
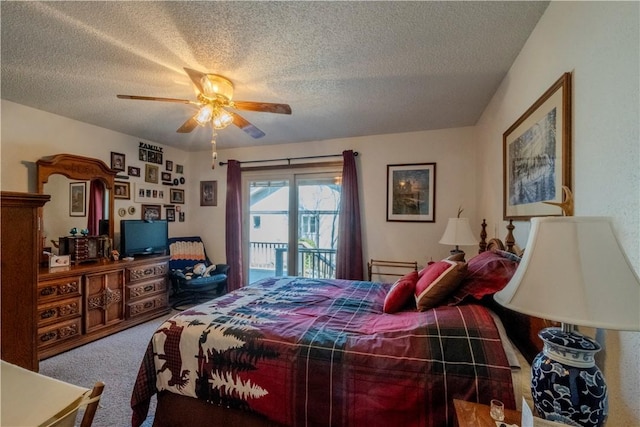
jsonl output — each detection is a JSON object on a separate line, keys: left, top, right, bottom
{"left": 37, "top": 254, "right": 170, "bottom": 361}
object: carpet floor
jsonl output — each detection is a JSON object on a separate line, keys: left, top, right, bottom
{"left": 39, "top": 312, "right": 175, "bottom": 427}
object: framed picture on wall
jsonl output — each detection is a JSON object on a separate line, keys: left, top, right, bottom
{"left": 69, "top": 182, "right": 86, "bottom": 217}
{"left": 141, "top": 204, "right": 161, "bottom": 221}
{"left": 165, "top": 206, "right": 176, "bottom": 222}
{"left": 114, "top": 181, "right": 130, "bottom": 200}
{"left": 145, "top": 164, "right": 159, "bottom": 184}
{"left": 503, "top": 72, "right": 572, "bottom": 220}
{"left": 200, "top": 180, "right": 217, "bottom": 206}
{"left": 170, "top": 188, "right": 185, "bottom": 204}
{"left": 110, "top": 152, "right": 125, "bottom": 171}
{"left": 386, "top": 163, "right": 436, "bottom": 222}
{"left": 128, "top": 166, "right": 140, "bottom": 177}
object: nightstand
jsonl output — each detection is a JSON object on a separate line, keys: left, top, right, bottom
{"left": 453, "top": 399, "right": 521, "bottom": 427}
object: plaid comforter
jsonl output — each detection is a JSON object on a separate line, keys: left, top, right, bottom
{"left": 131, "top": 276, "right": 514, "bottom": 427}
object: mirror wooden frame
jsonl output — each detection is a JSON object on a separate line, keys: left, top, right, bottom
{"left": 37, "top": 154, "right": 117, "bottom": 258}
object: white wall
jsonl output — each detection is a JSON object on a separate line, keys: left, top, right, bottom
{"left": 1, "top": 100, "right": 478, "bottom": 269}
{"left": 189, "top": 126, "right": 478, "bottom": 270}
{"left": 0, "top": 100, "right": 194, "bottom": 244}
{"left": 475, "top": 2, "right": 640, "bottom": 425}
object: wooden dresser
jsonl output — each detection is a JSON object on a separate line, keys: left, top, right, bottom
{"left": 37, "top": 255, "right": 170, "bottom": 359}
{"left": 1, "top": 192, "right": 51, "bottom": 371}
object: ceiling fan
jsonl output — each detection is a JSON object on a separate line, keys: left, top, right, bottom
{"left": 117, "top": 68, "right": 292, "bottom": 139}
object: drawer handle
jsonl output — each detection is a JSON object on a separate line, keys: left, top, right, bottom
{"left": 40, "top": 332, "right": 57, "bottom": 342}
{"left": 144, "top": 285, "right": 154, "bottom": 292}
{"left": 40, "top": 287, "right": 56, "bottom": 296}
{"left": 40, "top": 309, "right": 57, "bottom": 320}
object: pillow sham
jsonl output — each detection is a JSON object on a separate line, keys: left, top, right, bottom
{"left": 415, "top": 260, "right": 467, "bottom": 311}
{"left": 447, "top": 250, "right": 520, "bottom": 305}
{"left": 383, "top": 270, "right": 419, "bottom": 313}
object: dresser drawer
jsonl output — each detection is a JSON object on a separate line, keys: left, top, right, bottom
{"left": 126, "top": 293, "right": 168, "bottom": 318}
{"left": 127, "top": 277, "right": 167, "bottom": 300}
{"left": 126, "top": 261, "right": 168, "bottom": 283}
{"left": 37, "top": 276, "right": 82, "bottom": 303}
{"left": 37, "top": 296, "right": 82, "bottom": 327}
{"left": 37, "top": 317, "right": 82, "bottom": 349}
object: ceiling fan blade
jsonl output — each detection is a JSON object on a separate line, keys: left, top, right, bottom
{"left": 176, "top": 116, "right": 199, "bottom": 133}
{"left": 231, "top": 112, "right": 266, "bottom": 139}
{"left": 183, "top": 67, "right": 207, "bottom": 95}
{"left": 117, "top": 94, "right": 195, "bottom": 104}
{"left": 232, "top": 101, "right": 292, "bottom": 115}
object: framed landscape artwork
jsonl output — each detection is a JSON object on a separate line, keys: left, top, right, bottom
{"left": 503, "top": 72, "right": 572, "bottom": 220}
{"left": 386, "top": 163, "right": 436, "bottom": 222}
{"left": 69, "top": 182, "right": 86, "bottom": 217}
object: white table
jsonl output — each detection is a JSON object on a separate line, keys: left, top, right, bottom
{"left": 1, "top": 360, "right": 89, "bottom": 427}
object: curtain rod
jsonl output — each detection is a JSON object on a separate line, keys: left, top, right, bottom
{"left": 218, "top": 151, "right": 358, "bottom": 167}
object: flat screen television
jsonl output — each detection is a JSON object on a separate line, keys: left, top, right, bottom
{"left": 119, "top": 219, "right": 168, "bottom": 257}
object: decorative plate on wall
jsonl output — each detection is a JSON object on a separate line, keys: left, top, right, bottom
{"left": 118, "top": 208, "right": 126, "bottom": 217}
{"left": 128, "top": 206, "right": 136, "bottom": 215}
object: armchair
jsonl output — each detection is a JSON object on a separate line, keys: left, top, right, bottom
{"left": 168, "top": 236, "right": 229, "bottom": 310}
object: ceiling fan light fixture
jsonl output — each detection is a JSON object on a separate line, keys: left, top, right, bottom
{"left": 118, "top": 67, "right": 290, "bottom": 139}
{"left": 212, "top": 107, "right": 234, "bottom": 129}
{"left": 195, "top": 104, "right": 214, "bottom": 125}
{"left": 201, "top": 74, "right": 234, "bottom": 102}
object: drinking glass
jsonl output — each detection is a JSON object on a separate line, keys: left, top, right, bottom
{"left": 490, "top": 399, "right": 505, "bottom": 421}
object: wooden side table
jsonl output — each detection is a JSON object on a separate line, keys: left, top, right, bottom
{"left": 453, "top": 399, "right": 522, "bottom": 427}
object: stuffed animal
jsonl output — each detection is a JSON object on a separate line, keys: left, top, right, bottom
{"left": 192, "top": 263, "right": 207, "bottom": 276}
{"left": 203, "top": 264, "right": 217, "bottom": 277}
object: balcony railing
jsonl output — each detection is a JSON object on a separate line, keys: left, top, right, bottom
{"left": 249, "top": 242, "right": 336, "bottom": 279}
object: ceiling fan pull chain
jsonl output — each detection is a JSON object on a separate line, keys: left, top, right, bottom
{"left": 211, "top": 131, "right": 218, "bottom": 169}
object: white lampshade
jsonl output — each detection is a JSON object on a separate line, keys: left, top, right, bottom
{"left": 439, "top": 218, "right": 478, "bottom": 247}
{"left": 494, "top": 216, "right": 640, "bottom": 331}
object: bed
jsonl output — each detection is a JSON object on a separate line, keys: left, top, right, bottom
{"left": 131, "top": 222, "right": 540, "bottom": 427}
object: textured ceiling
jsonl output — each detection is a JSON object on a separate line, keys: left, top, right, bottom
{"left": 1, "top": 1, "right": 549, "bottom": 152}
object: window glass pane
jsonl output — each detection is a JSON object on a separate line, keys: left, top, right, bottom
{"left": 245, "top": 169, "right": 341, "bottom": 283}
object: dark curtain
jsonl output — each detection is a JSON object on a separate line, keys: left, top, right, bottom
{"left": 87, "top": 180, "right": 104, "bottom": 235}
{"left": 225, "top": 160, "right": 244, "bottom": 291}
{"left": 335, "top": 150, "right": 364, "bottom": 280}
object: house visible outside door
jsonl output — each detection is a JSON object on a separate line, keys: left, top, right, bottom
{"left": 243, "top": 167, "right": 342, "bottom": 284}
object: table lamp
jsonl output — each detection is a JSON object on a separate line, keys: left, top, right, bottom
{"left": 494, "top": 217, "right": 640, "bottom": 427}
{"left": 439, "top": 217, "right": 477, "bottom": 259}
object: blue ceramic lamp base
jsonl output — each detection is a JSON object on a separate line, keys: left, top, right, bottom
{"left": 531, "top": 326, "right": 608, "bottom": 427}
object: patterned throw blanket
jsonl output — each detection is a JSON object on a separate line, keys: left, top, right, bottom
{"left": 132, "top": 276, "right": 514, "bottom": 427}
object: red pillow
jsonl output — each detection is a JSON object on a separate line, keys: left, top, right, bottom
{"left": 448, "top": 250, "right": 520, "bottom": 305}
{"left": 415, "top": 260, "right": 467, "bottom": 311}
{"left": 383, "top": 271, "right": 419, "bottom": 313}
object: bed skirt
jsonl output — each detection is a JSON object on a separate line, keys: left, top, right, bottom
{"left": 153, "top": 391, "right": 281, "bottom": 427}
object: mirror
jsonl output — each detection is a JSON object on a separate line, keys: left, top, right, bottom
{"left": 37, "top": 154, "right": 117, "bottom": 258}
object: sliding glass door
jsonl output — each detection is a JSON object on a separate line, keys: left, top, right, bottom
{"left": 244, "top": 168, "right": 341, "bottom": 284}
